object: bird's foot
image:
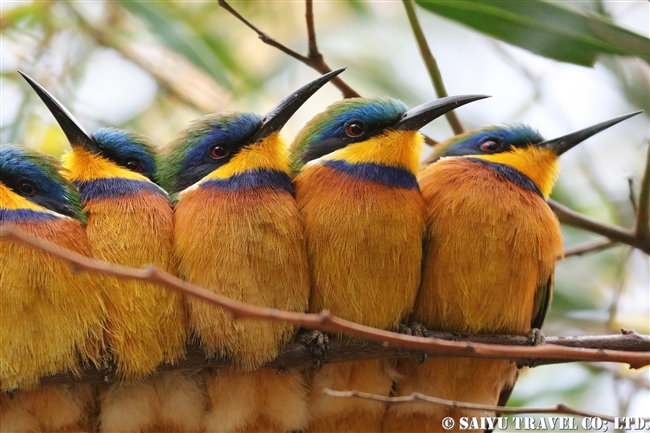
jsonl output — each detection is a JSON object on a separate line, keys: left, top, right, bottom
{"left": 397, "top": 322, "right": 430, "bottom": 363}
{"left": 520, "top": 328, "right": 546, "bottom": 368}
{"left": 526, "top": 328, "right": 546, "bottom": 346}
{"left": 297, "top": 330, "right": 329, "bottom": 369}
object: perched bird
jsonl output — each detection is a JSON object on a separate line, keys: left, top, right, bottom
{"left": 0, "top": 145, "right": 105, "bottom": 432}
{"left": 290, "top": 94, "right": 487, "bottom": 433}
{"left": 157, "top": 69, "right": 343, "bottom": 433}
{"left": 21, "top": 72, "right": 203, "bottom": 432}
{"left": 383, "top": 112, "right": 642, "bottom": 432}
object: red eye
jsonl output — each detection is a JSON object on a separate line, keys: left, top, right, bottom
{"left": 480, "top": 140, "right": 500, "bottom": 152}
{"left": 346, "top": 122, "right": 365, "bottom": 138}
{"left": 210, "top": 145, "right": 229, "bottom": 159}
{"left": 124, "top": 158, "right": 142, "bottom": 173}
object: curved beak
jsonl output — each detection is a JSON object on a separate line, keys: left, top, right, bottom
{"left": 539, "top": 111, "right": 643, "bottom": 156}
{"left": 18, "top": 71, "right": 101, "bottom": 154}
{"left": 249, "top": 67, "right": 346, "bottom": 143}
{"left": 394, "top": 94, "right": 490, "bottom": 131}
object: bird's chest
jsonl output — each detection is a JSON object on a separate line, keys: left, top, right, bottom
{"left": 173, "top": 185, "right": 306, "bottom": 288}
{"left": 295, "top": 164, "right": 425, "bottom": 328}
{"left": 296, "top": 163, "right": 426, "bottom": 247}
{"left": 82, "top": 190, "right": 174, "bottom": 270}
{"left": 416, "top": 161, "right": 562, "bottom": 333}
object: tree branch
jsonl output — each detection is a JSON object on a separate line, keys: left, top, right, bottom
{"left": 35, "top": 331, "right": 650, "bottom": 386}
{"left": 216, "top": 0, "right": 359, "bottom": 99}
{"left": 2, "top": 224, "right": 649, "bottom": 372}
{"left": 305, "top": 0, "right": 321, "bottom": 61}
{"left": 549, "top": 199, "right": 649, "bottom": 254}
{"left": 323, "top": 390, "right": 637, "bottom": 424}
{"left": 216, "top": 0, "right": 442, "bottom": 146}
{"left": 562, "top": 238, "right": 616, "bottom": 257}
{"left": 636, "top": 140, "right": 650, "bottom": 242}
{"left": 401, "top": 0, "right": 464, "bottom": 135}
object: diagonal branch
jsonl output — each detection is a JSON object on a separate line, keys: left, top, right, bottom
{"left": 401, "top": 0, "right": 464, "bottom": 135}
{"left": 217, "top": 0, "right": 441, "bottom": 146}
{"left": 549, "top": 199, "right": 649, "bottom": 254}
{"left": 562, "top": 238, "right": 616, "bottom": 257}
{"left": 2, "top": 224, "right": 649, "bottom": 369}
{"left": 216, "top": 0, "right": 359, "bottom": 98}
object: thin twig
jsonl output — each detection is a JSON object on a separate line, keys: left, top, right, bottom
{"left": 305, "top": 0, "right": 320, "bottom": 60}
{"left": 549, "top": 199, "right": 649, "bottom": 254}
{"left": 217, "top": 0, "right": 442, "bottom": 146}
{"left": 216, "top": 0, "right": 359, "bottom": 99}
{"left": 401, "top": 0, "right": 464, "bottom": 135}
{"left": 608, "top": 247, "right": 635, "bottom": 331}
{"left": 636, "top": 141, "right": 650, "bottom": 242}
{"left": 2, "top": 225, "right": 650, "bottom": 369}
{"left": 323, "top": 390, "right": 626, "bottom": 423}
{"left": 628, "top": 177, "right": 638, "bottom": 215}
{"left": 562, "top": 238, "right": 616, "bottom": 257}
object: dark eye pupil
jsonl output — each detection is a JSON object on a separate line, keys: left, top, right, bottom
{"left": 19, "top": 181, "right": 36, "bottom": 195}
{"left": 125, "top": 159, "right": 142, "bottom": 172}
{"left": 481, "top": 140, "right": 498, "bottom": 151}
{"left": 346, "top": 122, "right": 364, "bottom": 137}
{"left": 211, "top": 146, "right": 228, "bottom": 159}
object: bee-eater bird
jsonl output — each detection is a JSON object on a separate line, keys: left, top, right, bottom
{"left": 289, "top": 94, "right": 487, "bottom": 433}
{"left": 0, "top": 145, "right": 105, "bottom": 432}
{"left": 157, "top": 68, "right": 344, "bottom": 433}
{"left": 383, "top": 112, "right": 642, "bottom": 432}
{"left": 21, "top": 72, "right": 203, "bottom": 432}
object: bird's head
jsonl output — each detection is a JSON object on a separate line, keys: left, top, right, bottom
{"left": 427, "top": 112, "right": 642, "bottom": 199}
{"left": 19, "top": 71, "right": 159, "bottom": 184}
{"left": 290, "top": 95, "right": 488, "bottom": 175}
{"left": 158, "top": 68, "right": 345, "bottom": 196}
{"left": 0, "top": 145, "right": 83, "bottom": 222}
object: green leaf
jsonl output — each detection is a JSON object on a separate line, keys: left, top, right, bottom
{"left": 117, "top": 1, "right": 232, "bottom": 89}
{"left": 415, "top": 0, "right": 649, "bottom": 66}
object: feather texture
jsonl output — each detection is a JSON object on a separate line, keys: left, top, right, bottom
{"left": 0, "top": 146, "right": 104, "bottom": 431}
{"left": 384, "top": 157, "right": 562, "bottom": 431}
{"left": 61, "top": 135, "right": 197, "bottom": 433}
{"left": 294, "top": 127, "right": 425, "bottom": 432}
{"left": 167, "top": 129, "right": 311, "bottom": 432}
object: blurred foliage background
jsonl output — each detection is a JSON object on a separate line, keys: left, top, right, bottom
{"left": 1, "top": 0, "right": 648, "bottom": 429}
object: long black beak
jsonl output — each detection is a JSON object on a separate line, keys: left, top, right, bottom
{"left": 18, "top": 71, "right": 101, "bottom": 154}
{"left": 394, "top": 94, "right": 490, "bottom": 131}
{"left": 249, "top": 67, "right": 346, "bottom": 143}
{"left": 539, "top": 111, "right": 643, "bottom": 155}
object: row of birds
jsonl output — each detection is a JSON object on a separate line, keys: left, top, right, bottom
{"left": 0, "top": 67, "right": 641, "bottom": 433}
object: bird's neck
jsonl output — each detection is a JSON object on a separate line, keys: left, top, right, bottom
{"left": 326, "top": 130, "right": 423, "bottom": 174}
{"left": 468, "top": 147, "right": 559, "bottom": 199}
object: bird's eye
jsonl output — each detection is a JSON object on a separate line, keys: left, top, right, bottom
{"left": 210, "top": 145, "right": 229, "bottom": 159}
{"left": 18, "top": 180, "right": 37, "bottom": 196}
{"left": 346, "top": 122, "right": 365, "bottom": 138}
{"left": 124, "top": 158, "right": 143, "bottom": 173}
{"left": 480, "top": 140, "right": 500, "bottom": 152}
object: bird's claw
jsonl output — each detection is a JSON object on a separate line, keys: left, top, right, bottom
{"left": 526, "top": 328, "right": 546, "bottom": 346}
{"left": 298, "top": 330, "right": 329, "bottom": 369}
{"left": 397, "top": 322, "right": 430, "bottom": 363}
